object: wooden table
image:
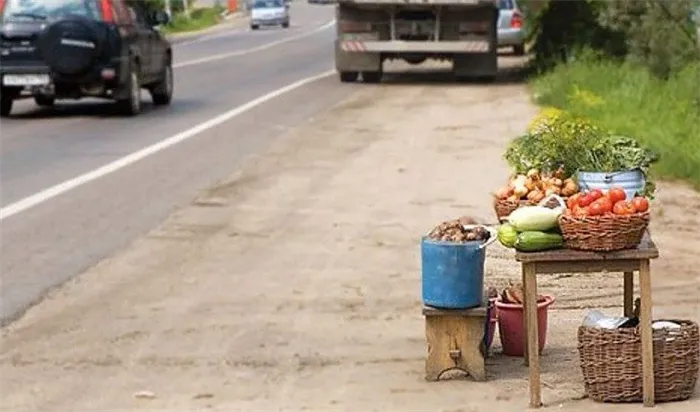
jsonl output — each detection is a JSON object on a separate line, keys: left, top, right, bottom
{"left": 515, "top": 234, "right": 659, "bottom": 408}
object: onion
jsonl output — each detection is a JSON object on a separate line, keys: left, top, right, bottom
{"left": 495, "top": 187, "right": 510, "bottom": 199}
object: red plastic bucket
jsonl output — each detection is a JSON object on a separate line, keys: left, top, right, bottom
{"left": 495, "top": 295, "right": 555, "bottom": 357}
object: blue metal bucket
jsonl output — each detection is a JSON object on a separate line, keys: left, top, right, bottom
{"left": 577, "top": 169, "right": 646, "bottom": 200}
{"left": 421, "top": 228, "right": 497, "bottom": 309}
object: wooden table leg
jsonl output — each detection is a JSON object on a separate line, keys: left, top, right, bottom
{"left": 624, "top": 271, "right": 634, "bottom": 317}
{"left": 639, "top": 260, "right": 655, "bottom": 407}
{"left": 522, "top": 264, "right": 529, "bottom": 367}
{"left": 523, "top": 262, "right": 542, "bottom": 408}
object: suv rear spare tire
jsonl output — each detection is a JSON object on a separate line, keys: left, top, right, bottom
{"left": 37, "top": 16, "right": 105, "bottom": 76}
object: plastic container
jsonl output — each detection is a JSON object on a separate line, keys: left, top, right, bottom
{"left": 495, "top": 295, "right": 555, "bottom": 357}
{"left": 420, "top": 227, "right": 497, "bottom": 309}
{"left": 577, "top": 169, "right": 646, "bottom": 200}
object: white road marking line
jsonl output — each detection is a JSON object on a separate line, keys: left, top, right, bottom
{"left": 0, "top": 70, "right": 335, "bottom": 221}
{"left": 174, "top": 20, "right": 335, "bottom": 69}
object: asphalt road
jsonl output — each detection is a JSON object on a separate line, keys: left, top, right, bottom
{"left": 0, "top": 3, "right": 347, "bottom": 325}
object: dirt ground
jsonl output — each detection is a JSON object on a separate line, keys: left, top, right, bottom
{"left": 1, "top": 59, "right": 699, "bottom": 412}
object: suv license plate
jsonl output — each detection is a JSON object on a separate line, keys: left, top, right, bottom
{"left": 3, "top": 74, "right": 51, "bottom": 86}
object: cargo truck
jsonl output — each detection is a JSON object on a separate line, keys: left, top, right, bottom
{"left": 334, "top": 0, "right": 499, "bottom": 82}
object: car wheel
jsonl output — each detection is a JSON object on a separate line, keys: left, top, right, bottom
{"left": 35, "top": 96, "right": 55, "bottom": 107}
{"left": 116, "top": 64, "right": 142, "bottom": 116}
{"left": 339, "top": 71, "right": 358, "bottom": 82}
{"left": 150, "top": 59, "right": 173, "bottom": 106}
{"left": 513, "top": 44, "right": 526, "bottom": 56}
{"left": 0, "top": 94, "right": 13, "bottom": 117}
{"left": 251, "top": 24, "right": 259, "bottom": 30}
{"left": 282, "top": 20, "right": 290, "bottom": 28}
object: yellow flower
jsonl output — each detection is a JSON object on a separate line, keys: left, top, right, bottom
{"left": 528, "top": 107, "right": 565, "bottom": 134}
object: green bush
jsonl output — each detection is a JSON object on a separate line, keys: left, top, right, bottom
{"left": 531, "top": 56, "right": 700, "bottom": 188}
{"left": 522, "top": 0, "right": 699, "bottom": 78}
{"left": 162, "top": 6, "right": 225, "bottom": 33}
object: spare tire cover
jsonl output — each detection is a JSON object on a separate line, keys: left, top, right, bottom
{"left": 37, "top": 16, "right": 104, "bottom": 76}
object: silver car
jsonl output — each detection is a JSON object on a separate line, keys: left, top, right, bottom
{"left": 497, "top": 0, "right": 526, "bottom": 55}
{"left": 250, "top": 0, "right": 290, "bottom": 30}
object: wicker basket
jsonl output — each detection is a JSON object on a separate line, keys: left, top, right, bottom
{"left": 559, "top": 212, "right": 650, "bottom": 252}
{"left": 494, "top": 196, "right": 567, "bottom": 222}
{"left": 494, "top": 198, "right": 531, "bottom": 221}
{"left": 578, "top": 320, "right": 699, "bottom": 403}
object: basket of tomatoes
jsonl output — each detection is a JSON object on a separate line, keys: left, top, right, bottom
{"left": 559, "top": 187, "right": 650, "bottom": 252}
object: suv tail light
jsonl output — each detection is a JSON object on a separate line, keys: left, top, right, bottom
{"left": 511, "top": 11, "right": 523, "bottom": 29}
{"left": 338, "top": 20, "right": 373, "bottom": 33}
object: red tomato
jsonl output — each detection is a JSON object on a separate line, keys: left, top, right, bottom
{"left": 567, "top": 193, "right": 582, "bottom": 210}
{"left": 613, "top": 200, "right": 631, "bottom": 215}
{"left": 588, "top": 202, "right": 604, "bottom": 216}
{"left": 608, "top": 187, "right": 627, "bottom": 203}
{"left": 631, "top": 197, "right": 649, "bottom": 213}
{"left": 596, "top": 197, "right": 614, "bottom": 214}
{"left": 589, "top": 189, "right": 604, "bottom": 202}
{"left": 578, "top": 193, "right": 595, "bottom": 207}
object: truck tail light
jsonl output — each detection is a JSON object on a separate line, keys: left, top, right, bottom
{"left": 339, "top": 20, "right": 373, "bottom": 33}
{"left": 511, "top": 11, "right": 523, "bottom": 29}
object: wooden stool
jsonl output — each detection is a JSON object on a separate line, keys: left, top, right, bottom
{"left": 423, "top": 305, "right": 487, "bottom": 381}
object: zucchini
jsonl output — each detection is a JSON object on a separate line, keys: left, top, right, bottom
{"left": 514, "top": 231, "right": 564, "bottom": 252}
{"left": 508, "top": 205, "right": 562, "bottom": 232}
{"left": 497, "top": 224, "right": 518, "bottom": 248}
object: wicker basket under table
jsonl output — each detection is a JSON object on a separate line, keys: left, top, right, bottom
{"left": 578, "top": 320, "right": 699, "bottom": 403}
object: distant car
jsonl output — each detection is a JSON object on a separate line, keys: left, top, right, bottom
{"left": 0, "top": 0, "right": 173, "bottom": 117}
{"left": 250, "top": 0, "right": 290, "bottom": 30}
{"left": 497, "top": 0, "right": 526, "bottom": 55}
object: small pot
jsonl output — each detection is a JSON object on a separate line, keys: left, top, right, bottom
{"left": 495, "top": 295, "right": 555, "bottom": 357}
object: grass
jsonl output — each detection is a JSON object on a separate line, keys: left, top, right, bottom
{"left": 530, "top": 57, "right": 700, "bottom": 189}
{"left": 161, "top": 6, "right": 226, "bottom": 34}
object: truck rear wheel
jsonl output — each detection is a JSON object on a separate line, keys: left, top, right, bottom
{"left": 35, "top": 96, "right": 55, "bottom": 107}
{"left": 362, "top": 71, "right": 382, "bottom": 83}
{"left": 339, "top": 71, "right": 359, "bottom": 82}
{"left": 1, "top": 95, "right": 13, "bottom": 117}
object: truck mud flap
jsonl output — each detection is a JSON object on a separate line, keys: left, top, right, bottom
{"left": 335, "top": 41, "right": 381, "bottom": 72}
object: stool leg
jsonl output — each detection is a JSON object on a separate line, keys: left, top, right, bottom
{"left": 623, "top": 271, "right": 634, "bottom": 317}
{"left": 425, "top": 316, "right": 442, "bottom": 381}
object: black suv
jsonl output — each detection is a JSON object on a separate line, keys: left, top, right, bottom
{"left": 0, "top": 0, "right": 173, "bottom": 117}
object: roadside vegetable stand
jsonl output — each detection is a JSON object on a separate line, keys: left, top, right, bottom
{"left": 515, "top": 234, "right": 659, "bottom": 408}
{"left": 420, "top": 109, "right": 698, "bottom": 409}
